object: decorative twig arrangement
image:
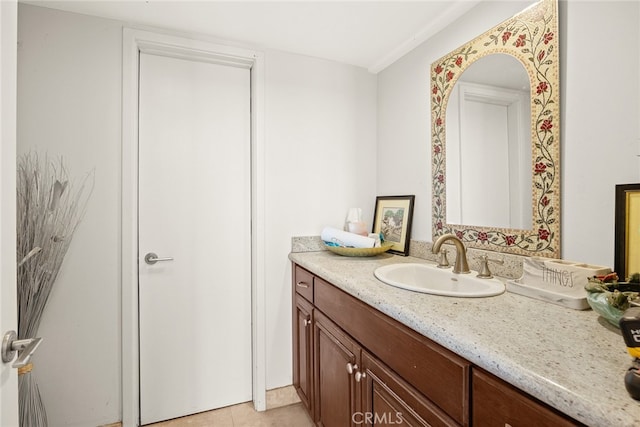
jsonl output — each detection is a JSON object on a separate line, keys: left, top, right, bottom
{"left": 16, "top": 153, "right": 93, "bottom": 427}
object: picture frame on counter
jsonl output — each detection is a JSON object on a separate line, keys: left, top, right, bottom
{"left": 615, "top": 183, "right": 640, "bottom": 280}
{"left": 372, "top": 195, "right": 415, "bottom": 256}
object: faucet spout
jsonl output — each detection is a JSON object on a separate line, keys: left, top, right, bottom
{"left": 432, "top": 234, "right": 470, "bottom": 274}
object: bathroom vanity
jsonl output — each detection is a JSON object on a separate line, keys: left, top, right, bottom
{"left": 290, "top": 251, "right": 640, "bottom": 426}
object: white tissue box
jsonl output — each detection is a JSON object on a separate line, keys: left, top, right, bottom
{"left": 506, "top": 257, "right": 611, "bottom": 310}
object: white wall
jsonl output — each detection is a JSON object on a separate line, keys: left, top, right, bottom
{"left": 264, "top": 50, "right": 377, "bottom": 388}
{"left": 17, "top": 4, "right": 377, "bottom": 426}
{"left": 377, "top": 0, "right": 640, "bottom": 267}
{"left": 560, "top": 0, "right": 639, "bottom": 266}
{"left": 17, "top": 5, "right": 122, "bottom": 427}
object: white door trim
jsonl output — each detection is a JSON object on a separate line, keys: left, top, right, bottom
{"left": 0, "top": 1, "right": 19, "bottom": 425}
{"left": 121, "top": 28, "right": 266, "bottom": 427}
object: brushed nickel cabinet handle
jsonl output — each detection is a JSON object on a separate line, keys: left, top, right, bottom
{"left": 296, "top": 281, "right": 310, "bottom": 289}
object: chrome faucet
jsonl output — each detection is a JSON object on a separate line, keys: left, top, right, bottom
{"left": 432, "top": 234, "right": 470, "bottom": 274}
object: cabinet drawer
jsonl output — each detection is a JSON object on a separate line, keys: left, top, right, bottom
{"left": 294, "top": 265, "right": 314, "bottom": 302}
{"left": 472, "top": 368, "right": 581, "bottom": 427}
{"left": 362, "top": 351, "right": 459, "bottom": 427}
{"left": 315, "top": 277, "right": 470, "bottom": 426}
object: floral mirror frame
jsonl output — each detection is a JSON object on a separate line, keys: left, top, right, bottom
{"left": 431, "top": 0, "right": 560, "bottom": 258}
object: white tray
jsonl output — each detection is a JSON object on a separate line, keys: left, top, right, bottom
{"left": 506, "top": 279, "right": 590, "bottom": 310}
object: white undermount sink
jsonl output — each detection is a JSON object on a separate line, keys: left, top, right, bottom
{"left": 374, "top": 263, "right": 505, "bottom": 298}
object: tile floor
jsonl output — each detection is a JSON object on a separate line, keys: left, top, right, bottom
{"left": 146, "top": 402, "right": 314, "bottom": 427}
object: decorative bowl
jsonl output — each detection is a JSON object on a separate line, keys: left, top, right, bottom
{"left": 586, "top": 292, "right": 624, "bottom": 328}
{"left": 324, "top": 242, "right": 394, "bottom": 257}
{"left": 586, "top": 282, "right": 640, "bottom": 328}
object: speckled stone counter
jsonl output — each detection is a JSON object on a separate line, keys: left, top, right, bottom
{"left": 289, "top": 250, "right": 640, "bottom": 427}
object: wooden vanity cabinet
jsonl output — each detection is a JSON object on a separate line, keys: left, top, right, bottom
{"left": 292, "top": 263, "right": 581, "bottom": 427}
{"left": 292, "top": 264, "right": 468, "bottom": 426}
{"left": 314, "top": 274, "right": 469, "bottom": 426}
{"left": 314, "top": 307, "right": 454, "bottom": 427}
{"left": 472, "top": 368, "right": 582, "bottom": 427}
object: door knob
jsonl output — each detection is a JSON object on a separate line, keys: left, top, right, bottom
{"left": 144, "top": 252, "right": 174, "bottom": 265}
{"left": 2, "top": 330, "right": 43, "bottom": 368}
{"left": 346, "top": 362, "right": 358, "bottom": 375}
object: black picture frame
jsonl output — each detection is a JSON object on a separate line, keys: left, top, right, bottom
{"left": 615, "top": 183, "right": 640, "bottom": 280}
{"left": 372, "top": 195, "right": 415, "bottom": 256}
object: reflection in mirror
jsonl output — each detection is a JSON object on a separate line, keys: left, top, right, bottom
{"left": 445, "top": 54, "right": 532, "bottom": 229}
{"left": 431, "top": 0, "right": 560, "bottom": 258}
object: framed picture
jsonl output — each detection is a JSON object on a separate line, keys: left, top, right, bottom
{"left": 372, "top": 195, "right": 415, "bottom": 256}
{"left": 615, "top": 184, "right": 640, "bottom": 280}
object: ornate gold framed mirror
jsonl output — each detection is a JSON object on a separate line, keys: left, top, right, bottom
{"left": 431, "top": 0, "right": 560, "bottom": 257}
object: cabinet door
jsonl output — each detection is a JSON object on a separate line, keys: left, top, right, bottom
{"left": 472, "top": 368, "right": 581, "bottom": 427}
{"left": 293, "top": 295, "right": 314, "bottom": 413}
{"left": 361, "top": 351, "right": 460, "bottom": 427}
{"left": 314, "top": 310, "right": 361, "bottom": 427}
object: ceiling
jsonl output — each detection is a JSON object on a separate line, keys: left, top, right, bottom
{"left": 22, "top": 0, "right": 482, "bottom": 73}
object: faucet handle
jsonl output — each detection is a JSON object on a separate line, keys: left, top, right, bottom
{"left": 436, "top": 248, "right": 451, "bottom": 269}
{"left": 477, "top": 255, "right": 504, "bottom": 279}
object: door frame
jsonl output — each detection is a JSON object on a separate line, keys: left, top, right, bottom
{"left": 0, "top": 0, "right": 19, "bottom": 425}
{"left": 121, "top": 28, "right": 266, "bottom": 426}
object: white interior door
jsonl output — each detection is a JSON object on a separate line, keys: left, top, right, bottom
{"left": 1, "top": 1, "right": 19, "bottom": 424}
{"left": 138, "top": 52, "right": 252, "bottom": 425}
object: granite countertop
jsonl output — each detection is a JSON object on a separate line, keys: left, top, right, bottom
{"left": 289, "top": 250, "right": 640, "bottom": 427}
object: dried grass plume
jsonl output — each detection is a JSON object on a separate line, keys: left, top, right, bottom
{"left": 16, "top": 152, "right": 93, "bottom": 427}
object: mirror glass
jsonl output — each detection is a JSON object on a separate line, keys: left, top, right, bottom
{"left": 431, "top": 0, "right": 560, "bottom": 258}
{"left": 445, "top": 54, "right": 532, "bottom": 229}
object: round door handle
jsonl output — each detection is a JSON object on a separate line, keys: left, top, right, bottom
{"left": 2, "top": 330, "right": 43, "bottom": 368}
